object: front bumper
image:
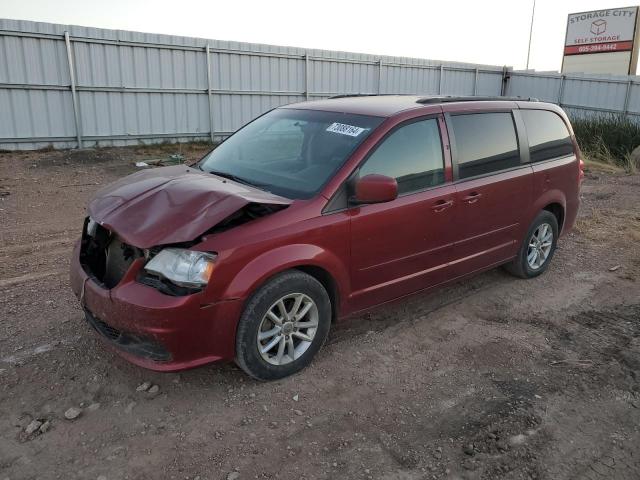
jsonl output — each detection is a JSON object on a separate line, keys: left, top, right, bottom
{"left": 70, "top": 241, "right": 243, "bottom": 371}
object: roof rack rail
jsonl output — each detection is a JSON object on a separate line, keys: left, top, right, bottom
{"left": 328, "top": 93, "right": 380, "bottom": 99}
{"left": 416, "top": 96, "right": 539, "bottom": 104}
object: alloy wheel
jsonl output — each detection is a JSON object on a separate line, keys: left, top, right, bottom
{"left": 256, "top": 293, "right": 319, "bottom": 366}
{"left": 527, "top": 222, "right": 553, "bottom": 270}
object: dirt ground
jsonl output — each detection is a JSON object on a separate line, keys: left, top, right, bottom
{"left": 1, "top": 145, "right": 639, "bottom": 480}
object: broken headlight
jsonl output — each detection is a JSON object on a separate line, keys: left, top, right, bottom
{"left": 86, "top": 217, "right": 99, "bottom": 237}
{"left": 144, "top": 248, "right": 216, "bottom": 288}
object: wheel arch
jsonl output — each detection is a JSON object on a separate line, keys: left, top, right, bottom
{"left": 222, "top": 244, "right": 349, "bottom": 321}
{"left": 530, "top": 190, "right": 566, "bottom": 234}
{"left": 293, "top": 265, "right": 340, "bottom": 322}
{"left": 543, "top": 202, "right": 565, "bottom": 232}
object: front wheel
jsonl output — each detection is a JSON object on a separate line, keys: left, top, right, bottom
{"left": 235, "top": 271, "right": 331, "bottom": 380}
{"left": 505, "top": 210, "right": 559, "bottom": 279}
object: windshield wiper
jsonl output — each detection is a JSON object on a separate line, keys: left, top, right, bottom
{"left": 206, "top": 169, "right": 269, "bottom": 190}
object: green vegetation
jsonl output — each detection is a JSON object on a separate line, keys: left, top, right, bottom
{"left": 571, "top": 115, "right": 640, "bottom": 172}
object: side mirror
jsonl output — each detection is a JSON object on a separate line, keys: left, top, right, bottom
{"left": 353, "top": 174, "right": 398, "bottom": 204}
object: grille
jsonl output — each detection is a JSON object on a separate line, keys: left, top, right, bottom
{"left": 93, "top": 315, "right": 121, "bottom": 341}
{"left": 84, "top": 309, "right": 171, "bottom": 362}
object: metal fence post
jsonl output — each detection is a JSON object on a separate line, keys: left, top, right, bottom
{"left": 438, "top": 65, "right": 444, "bottom": 94}
{"left": 305, "top": 53, "right": 310, "bottom": 100}
{"left": 500, "top": 66, "right": 511, "bottom": 96}
{"left": 557, "top": 75, "right": 565, "bottom": 107}
{"left": 64, "top": 31, "right": 82, "bottom": 149}
{"left": 623, "top": 79, "right": 632, "bottom": 118}
{"left": 378, "top": 59, "right": 383, "bottom": 94}
{"left": 205, "top": 45, "right": 215, "bottom": 143}
{"left": 473, "top": 67, "right": 479, "bottom": 95}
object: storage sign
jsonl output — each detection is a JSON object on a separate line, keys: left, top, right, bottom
{"left": 564, "top": 7, "right": 638, "bottom": 55}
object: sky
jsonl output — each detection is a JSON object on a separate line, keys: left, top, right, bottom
{"left": 0, "top": 0, "right": 635, "bottom": 71}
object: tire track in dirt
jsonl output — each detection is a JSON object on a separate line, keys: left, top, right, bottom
{"left": 0, "top": 236, "right": 73, "bottom": 255}
{"left": 0, "top": 270, "right": 67, "bottom": 288}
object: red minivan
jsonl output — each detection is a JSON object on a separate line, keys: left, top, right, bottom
{"left": 71, "top": 95, "right": 583, "bottom": 380}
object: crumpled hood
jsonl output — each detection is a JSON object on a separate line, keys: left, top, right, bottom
{"left": 88, "top": 165, "right": 291, "bottom": 248}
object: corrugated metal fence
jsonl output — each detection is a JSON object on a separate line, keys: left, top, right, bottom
{"left": 1, "top": 18, "right": 640, "bottom": 151}
{"left": 0, "top": 19, "right": 506, "bottom": 150}
{"left": 507, "top": 70, "right": 640, "bottom": 121}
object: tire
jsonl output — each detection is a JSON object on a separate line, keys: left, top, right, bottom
{"left": 235, "top": 270, "right": 331, "bottom": 381}
{"left": 504, "top": 210, "right": 559, "bottom": 279}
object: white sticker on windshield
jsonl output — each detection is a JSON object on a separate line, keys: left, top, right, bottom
{"left": 326, "top": 122, "right": 366, "bottom": 137}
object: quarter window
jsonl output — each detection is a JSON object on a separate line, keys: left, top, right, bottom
{"left": 521, "top": 110, "right": 574, "bottom": 162}
{"left": 359, "top": 119, "right": 444, "bottom": 195}
{"left": 451, "top": 112, "right": 520, "bottom": 179}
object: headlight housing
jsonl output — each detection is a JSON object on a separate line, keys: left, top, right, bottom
{"left": 144, "top": 248, "right": 216, "bottom": 288}
{"left": 86, "top": 217, "right": 99, "bottom": 237}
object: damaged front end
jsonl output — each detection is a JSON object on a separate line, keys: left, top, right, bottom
{"left": 80, "top": 203, "right": 288, "bottom": 296}
{"left": 77, "top": 218, "right": 174, "bottom": 362}
{"left": 86, "top": 165, "right": 292, "bottom": 249}
{"left": 203, "top": 202, "right": 287, "bottom": 235}
{"left": 80, "top": 216, "right": 144, "bottom": 289}
{"left": 80, "top": 165, "right": 292, "bottom": 295}
{"left": 80, "top": 216, "right": 219, "bottom": 296}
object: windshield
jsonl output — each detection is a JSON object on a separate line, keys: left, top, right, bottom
{"left": 198, "top": 108, "right": 384, "bottom": 199}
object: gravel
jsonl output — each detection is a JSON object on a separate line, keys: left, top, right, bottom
{"left": 1, "top": 149, "right": 639, "bottom": 480}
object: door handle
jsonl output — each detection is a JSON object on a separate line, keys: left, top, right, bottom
{"left": 431, "top": 199, "right": 454, "bottom": 212}
{"left": 462, "top": 192, "right": 482, "bottom": 204}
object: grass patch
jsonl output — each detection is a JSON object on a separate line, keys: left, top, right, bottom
{"left": 571, "top": 115, "right": 640, "bottom": 172}
{"left": 574, "top": 207, "right": 640, "bottom": 244}
{"left": 583, "top": 158, "right": 624, "bottom": 174}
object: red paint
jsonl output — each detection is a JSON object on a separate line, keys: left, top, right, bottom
{"left": 451, "top": 165, "right": 533, "bottom": 276}
{"left": 71, "top": 96, "right": 581, "bottom": 371}
{"left": 347, "top": 182, "right": 458, "bottom": 312}
{"left": 564, "top": 40, "right": 633, "bottom": 55}
{"left": 70, "top": 242, "right": 242, "bottom": 369}
{"left": 354, "top": 174, "right": 398, "bottom": 204}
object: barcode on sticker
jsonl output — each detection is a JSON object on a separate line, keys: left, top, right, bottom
{"left": 326, "top": 122, "right": 366, "bottom": 137}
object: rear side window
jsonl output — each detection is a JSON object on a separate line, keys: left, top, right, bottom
{"left": 451, "top": 112, "right": 520, "bottom": 179}
{"left": 521, "top": 110, "right": 574, "bottom": 162}
{"left": 359, "top": 118, "right": 444, "bottom": 194}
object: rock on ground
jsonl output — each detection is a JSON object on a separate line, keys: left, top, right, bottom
{"left": 64, "top": 408, "right": 81, "bottom": 420}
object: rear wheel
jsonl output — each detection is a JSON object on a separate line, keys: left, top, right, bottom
{"left": 505, "top": 210, "right": 559, "bottom": 279}
{"left": 235, "top": 271, "right": 331, "bottom": 380}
